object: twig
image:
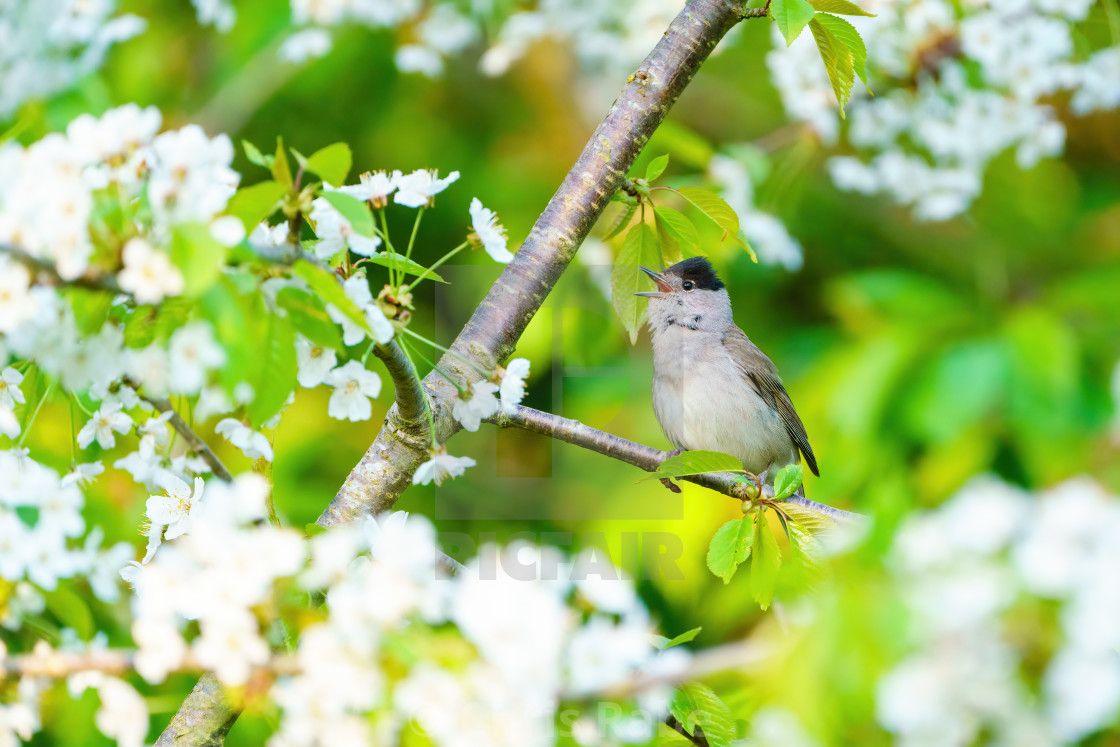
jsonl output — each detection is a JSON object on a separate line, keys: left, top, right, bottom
{"left": 667, "top": 716, "right": 709, "bottom": 747}
{"left": 0, "top": 243, "right": 123, "bottom": 294}
{"left": 122, "top": 378, "right": 233, "bottom": 483}
{"left": 491, "top": 405, "right": 864, "bottom": 523}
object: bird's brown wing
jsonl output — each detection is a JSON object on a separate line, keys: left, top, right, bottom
{"left": 721, "top": 325, "right": 819, "bottom": 477}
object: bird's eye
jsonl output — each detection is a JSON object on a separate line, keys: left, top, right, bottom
{"left": 682, "top": 280, "right": 694, "bottom": 291}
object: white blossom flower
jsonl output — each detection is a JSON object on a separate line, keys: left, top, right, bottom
{"left": 61, "top": 461, "right": 105, "bottom": 487}
{"left": 169, "top": 322, "right": 225, "bottom": 394}
{"left": 325, "top": 275, "right": 390, "bottom": 346}
{"left": 132, "top": 618, "right": 187, "bottom": 684}
{"left": 335, "top": 169, "right": 402, "bottom": 207}
{"left": 279, "top": 28, "right": 333, "bottom": 63}
{"left": 0, "top": 367, "right": 25, "bottom": 409}
{"left": 499, "top": 358, "right": 530, "bottom": 414}
{"left": 412, "top": 446, "right": 476, "bottom": 486}
{"left": 192, "top": 612, "right": 270, "bottom": 686}
{"left": 394, "top": 169, "right": 460, "bottom": 208}
{"left": 451, "top": 380, "right": 500, "bottom": 431}
{"left": 295, "top": 336, "right": 338, "bottom": 388}
{"left": 325, "top": 361, "right": 382, "bottom": 422}
{"left": 469, "top": 198, "right": 514, "bottom": 262}
{"left": 77, "top": 403, "right": 133, "bottom": 449}
{"left": 117, "top": 238, "right": 185, "bottom": 305}
{"left": 146, "top": 474, "right": 204, "bottom": 542}
{"left": 214, "top": 419, "right": 274, "bottom": 461}
{"left": 209, "top": 215, "right": 246, "bottom": 246}
{"left": 0, "top": 260, "right": 36, "bottom": 334}
{"left": 0, "top": 407, "right": 19, "bottom": 439}
{"left": 309, "top": 196, "right": 382, "bottom": 258}
{"left": 395, "top": 45, "right": 444, "bottom": 76}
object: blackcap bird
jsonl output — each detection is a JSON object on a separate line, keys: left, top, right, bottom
{"left": 635, "top": 257, "right": 818, "bottom": 484}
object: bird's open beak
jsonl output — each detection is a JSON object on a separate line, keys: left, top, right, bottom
{"left": 634, "top": 267, "right": 672, "bottom": 297}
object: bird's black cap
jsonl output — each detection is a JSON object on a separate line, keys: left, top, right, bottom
{"left": 664, "top": 257, "right": 724, "bottom": 291}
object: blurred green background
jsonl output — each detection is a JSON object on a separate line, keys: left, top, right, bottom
{"left": 14, "top": 0, "right": 1120, "bottom": 742}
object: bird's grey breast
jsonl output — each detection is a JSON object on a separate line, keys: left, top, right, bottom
{"left": 651, "top": 325, "right": 796, "bottom": 474}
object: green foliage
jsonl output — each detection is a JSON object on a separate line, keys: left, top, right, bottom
{"left": 272, "top": 137, "right": 293, "bottom": 188}
{"left": 772, "top": 463, "right": 805, "bottom": 500}
{"left": 654, "top": 206, "right": 701, "bottom": 264}
{"left": 751, "top": 511, "right": 782, "bottom": 609}
{"left": 809, "top": 0, "right": 875, "bottom": 15}
{"left": 305, "top": 142, "right": 352, "bottom": 186}
{"left": 602, "top": 201, "right": 638, "bottom": 240}
{"left": 275, "top": 287, "right": 342, "bottom": 349}
{"left": 322, "top": 191, "right": 375, "bottom": 238}
{"left": 364, "top": 252, "right": 446, "bottom": 282}
{"left": 808, "top": 15, "right": 858, "bottom": 114}
{"left": 645, "top": 154, "right": 670, "bottom": 182}
{"left": 658, "top": 626, "right": 702, "bottom": 649}
{"left": 770, "top": 0, "right": 818, "bottom": 46}
{"left": 68, "top": 289, "right": 112, "bottom": 335}
{"left": 291, "top": 260, "right": 370, "bottom": 335}
{"left": 670, "top": 684, "right": 736, "bottom": 747}
{"left": 226, "top": 180, "right": 287, "bottom": 233}
{"left": 675, "top": 187, "right": 756, "bottom": 261}
{"left": 242, "top": 139, "right": 270, "bottom": 169}
{"left": 707, "top": 516, "right": 753, "bottom": 583}
{"left": 121, "top": 298, "right": 194, "bottom": 348}
{"left": 43, "top": 582, "right": 94, "bottom": 641}
{"left": 171, "top": 223, "right": 226, "bottom": 296}
{"left": 611, "top": 222, "right": 660, "bottom": 344}
{"left": 245, "top": 308, "right": 297, "bottom": 428}
{"left": 651, "top": 449, "right": 746, "bottom": 479}
{"left": 814, "top": 12, "right": 871, "bottom": 91}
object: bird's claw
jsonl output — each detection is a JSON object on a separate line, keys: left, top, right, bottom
{"left": 659, "top": 477, "right": 682, "bottom": 494}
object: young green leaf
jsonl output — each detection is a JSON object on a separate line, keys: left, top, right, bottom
{"left": 226, "top": 180, "right": 287, "bottom": 233}
{"left": 275, "top": 287, "right": 343, "bottom": 349}
{"left": 272, "top": 137, "right": 293, "bottom": 188}
{"left": 809, "top": 16, "right": 856, "bottom": 115}
{"left": 242, "top": 140, "right": 271, "bottom": 169}
{"left": 322, "top": 191, "right": 375, "bottom": 238}
{"left": 652, "top": 449, "right": 746, "bottom": 480}
{"left": 706, "top": 516, "right": 753, "bottom": 584}
{"left": 751, "top": 511, "right": 783, "bottom": 609}
{"left": 291, "top": 260, "right": 371, "bottom": 335}
{"left": 810, "top": 0, "right": 875, "bottom": 15}
{"left": 669, "top": 684, "right": 736, "bottom": 747}
{"left": 772, "top": 463, "right": 805, "bottom": 500}
{"left": 675, "top": 187, "right": 752, "bottom": 254}
{"left": 246, "top": 310, "right": 297, "bottom": 427}
{"left": 658, "top": 626, "right": 702, "bottom": 650}
{"left": 43, "top": 582, "right": 94, "bottom": 640}
{"left": 170, "top": 224, "right": 226, "bottom": 296}
{"left": 645, "top": 154, "right": 670, "bottom": 182}
{"left": 814, "top": 12, "right": 871, "bottom": 91}
{"left": 362, "top": 252, "right": 446, "bottom": 282}
{"left": 653, "top": 206, "right": 701, "bottom": 264}
{"left": 770, "top": 0, "right": 817, "bottom": 46}
{"left": 69, "top": 289, "right": 113, "bottom": 335}
{"left": 611, "top": 222, "right": 660, "bottom": 344}
{"left": 602, "top": 201, "right": 638, "bottom": 241}
{"left": 305, "top": 142, "right": 352, "bottom": 187}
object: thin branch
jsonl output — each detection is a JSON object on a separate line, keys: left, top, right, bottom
{"left": 122, "top": 378, "right": 233, "bottom": 483}
{"left": 491, "top": 405, "right": 864, "bottom": 523}
{"left": 667, "top": 716, "right": 709, "bottom": 747}
{"left": 0, "top": 243, "right": 123, "bottom": 294}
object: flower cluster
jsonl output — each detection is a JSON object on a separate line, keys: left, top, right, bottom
{"left": 768, "top": 0, "right": 1120, "bottom": 220}
{"left": 877, "top": 476, "right": 1120, "bottom": 744}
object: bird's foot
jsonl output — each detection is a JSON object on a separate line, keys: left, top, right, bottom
{"left": 659, "top": 477, "right": 682, "bottom": 494}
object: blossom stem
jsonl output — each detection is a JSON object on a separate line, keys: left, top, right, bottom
{"left": 398, "top": 327, "right": 491, "bottom": 379}
{"left": 17, "top": 381, "right": 53, "bottom": 447}
{"left": 403, "top": 241, "right": 467, "bottom": 292}
{"left": 405, "top": 207, "right": 425, "bottom": 264}
{"left": 377, "top": 209, "right": 399, "bottom": 287}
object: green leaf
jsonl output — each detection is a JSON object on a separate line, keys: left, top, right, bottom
{"left": 362, "top": 252, "right": 446, "bottom": 282}
{"left": 781, "top": 502, "right": 836, "bottom": 537}
{"left": 291, "top": 260, "right": 370, "bottom": 335}
{"left": 322, "top": 191, "right": 375, "bottom": 238}
{"left": 751, "top": 511, "right": 783, "bottom": 609}
{"left": 653, "top": 206, "right": 701, "bottom": 264}
{"left": 304, "top": 522, "right": 327, "bottom": 538}
{"left": 706, "top": 516, "right": 753, "bottom": 584}
{"left": 226, "top": 180, "right": 287, "bottom": 234}
{"left": 675, "top": 187, "right": 752, "bottom": 254}
{"left": 602, "top": 201, "right": 638, "bottom": 241}
{"left": 43, "top": 583, "right": 94, "bottom": 641}
{"left": 651, "top": 449, "right": 745, "bottom": 480}
{"left": 669, "top": 684, "right": 736, "bottom": 747}
{"left": 242, "top": 140, "right": 271, "bottom": 169}
{"left": 275, "top": 287, "right": 342, "bottom": 349}
{"left": 171, "top": 223, "right": 227, "bottom": 296}
{"left": 773, "top": 463, "right": 805, "bottom": 500}
{"left": 123, "top": 298, "right": 195, "bottom": 348}
{"left": 199, "top": 278, "right": 253, "bottom": 388}
{"left": 810, "top": 0, "right": 874, "bottom": 14}
{"left": 69, "top": 289, "right": 112, "bottom": 335}
{"left": 246, "top": 310, "right": 297, "bottom": 427}
{"left": 272, "top": 137, "right": 293, "bottom": 188}
{"left": 611, "top": 222, "right": 660, "bottom": 344}
{"left": 736, "top": 228, "right": 759, "bottom": 263}
{"left": 770, "top": 0, "right": 817, "bottom": 45}
{"left": 305, "top": 142, "right": 352, "bottom": 187}
{"left": 645, "top": 154, "right": 670, "bottom": 182}
{"left": 814, "top": 12, "right": 871, "bottom": 91}
{"left": 809, "top": 16, "right": 856, "bottom": 115}
{"left": 659, "top": 626, "right": 702, "bottom": 649}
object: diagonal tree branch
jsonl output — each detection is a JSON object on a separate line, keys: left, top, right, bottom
{"left": 0, "top": 243, "right": 124, "bottom": 294}
{"left": 491, "top": 405, "right": 865, "bottom": 523}
{"left": 321, "top": 0, "right": 750, "bottom": 525}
